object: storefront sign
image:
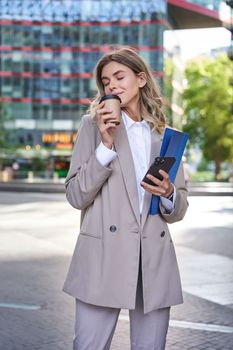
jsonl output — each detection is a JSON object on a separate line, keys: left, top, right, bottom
{"left": 42, "top": 131, "right": 77, "bottom": 146}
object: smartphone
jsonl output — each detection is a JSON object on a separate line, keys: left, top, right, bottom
{"left": 142, "top": 156, "right": 176, "bottom": 186}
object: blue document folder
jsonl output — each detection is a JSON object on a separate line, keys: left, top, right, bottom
{"left": 149, "top": 128, "right": 189, "bottom": 215}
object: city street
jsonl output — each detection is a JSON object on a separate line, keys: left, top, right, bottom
{"left": 0, "top": 191, "right": 232, "bottom": 350}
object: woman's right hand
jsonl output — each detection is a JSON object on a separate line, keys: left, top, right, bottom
{"left": 95, "top": 102, "right": 117, "bottom": 149}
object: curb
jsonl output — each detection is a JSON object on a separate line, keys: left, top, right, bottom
{"left": 0, "top": 182, "right": 232, "bottom": 196}
{"left": 0, "top": 182, "right": 65, "bottom": 193}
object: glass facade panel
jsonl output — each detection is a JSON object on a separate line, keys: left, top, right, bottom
{"left": 72, "top": 27, "right": 80, "bottom": 46}
{"left": 23, "top": 78, "right": 32, "bottom": 98}
{"left": 32, "top": 27, "right": 41, "bottom": 47}
{"left": 2, "top": 77, "right": 12, "bottom": 96}
{"left": 12, "top": 59, "right": 22, "bottom": 73}
{"left": 23, "top": 26, "right": 32, "bottom": 45}
{"left": 24, "top": 60, "right": 31, "bottom": 72}
{"left": 2, "top": 57, "right": 12, "bottom": 71}
{"left": 12, "top": 102, "right": 31, "bottom": 119}
{"left": 2, "top": 26, "right": 13, "bottom": 45}
{"left": 12, "top": 25, "right": 24, "bottom": 46}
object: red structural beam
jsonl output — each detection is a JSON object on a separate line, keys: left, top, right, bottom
{"left": 0, "top": 97, "right": 91, "bottom": 104}
{"left": 0, "top": 71, "right": 163, "bottom": 79}
{"left": 0, "top": 45, "right": 164, "bottom": 53}
{"left": 0, "top": 71, "right": 93, "bottom": 78}
{"left": 0, "top": 19, "right": 168, "bottom": 27}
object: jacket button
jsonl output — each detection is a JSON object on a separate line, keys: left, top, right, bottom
{"left": 110, "top": 225, "right": 117, "bottom": 232}
{"left": 160, "top": 230, "right": 166, "bottom": 237}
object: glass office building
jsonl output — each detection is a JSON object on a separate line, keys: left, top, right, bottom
{"left": 0, "top": 0, "right": 228, "bottom": 177}
{"left": 0, "top": 0, "right": 167, "bottom": 149}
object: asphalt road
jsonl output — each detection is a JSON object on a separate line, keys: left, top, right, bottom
{"left": 0, "top": 192, "right": 232, "bottom": 350}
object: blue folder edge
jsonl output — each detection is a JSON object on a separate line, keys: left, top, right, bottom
{"left": 149, "top": 127, "right": 189, "bottom": 215}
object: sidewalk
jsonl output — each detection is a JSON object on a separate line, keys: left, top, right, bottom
{"left": 0, "top": 180, "right": 232, "bottom": 195}
{"left": 0, "top": 192, "right": 232, "bottom": 349}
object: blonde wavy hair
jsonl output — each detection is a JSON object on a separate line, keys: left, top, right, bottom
{"left": 88, "top": 46, "right": 166, "bottom": 134}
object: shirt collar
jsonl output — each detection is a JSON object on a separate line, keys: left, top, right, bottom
{"left": 121, "top": 110, "right": 148, "bottom": 131}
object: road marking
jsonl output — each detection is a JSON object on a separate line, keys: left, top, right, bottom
{"left": 0, "top": 303, "right": 41, "bottom": 310}
{"left": 169, "top": 320, "right": 233, "bottom": 334}
{"left": 119, "top": 315, "right": 233, "bottom": 333}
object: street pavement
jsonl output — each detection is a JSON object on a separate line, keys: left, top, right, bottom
{"left": 0, "top": 191, "right": 232, "bottom": 350}
{"left": 0, "top": 180, "right": 232, "bottom": 196}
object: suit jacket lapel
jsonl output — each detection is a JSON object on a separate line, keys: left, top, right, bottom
{"left": 141, "top": 130, "right": 162, "bottom": 228}
{"left": 114, "top": 122, "right": 140, "bottom": 225}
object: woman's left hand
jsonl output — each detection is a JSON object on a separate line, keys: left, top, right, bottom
{"left": 141, "top": 169, "right": 174, "bottom": 198}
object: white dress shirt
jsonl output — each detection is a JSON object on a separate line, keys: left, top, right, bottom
{"left": 95, "top": 111, "right": 176, "bottom": 213}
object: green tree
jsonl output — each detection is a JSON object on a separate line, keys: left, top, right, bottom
{"left": 183, "top": 54, "right": 233, "bottom": 180}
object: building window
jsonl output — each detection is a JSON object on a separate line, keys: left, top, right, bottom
{"left": 32, "top": 27, "right": 41, "bottom": 47}
{"left": 2, "top": 26, "right": 13, "bottom": 45}
{"left": 2, "top": 77, "right": 12, "bottom": 96}
{"left": 33, "top": 62, "right": 41, "bottom": 74}
{"left": 12, "top": 26, "right": 23, "bottom": 46}
{"left": 2, "top": 57, "right": 12, "bottom": 71}
{"left": 23, "top": 78, "right": 32, "bottom": 98}
{"left": 72, "top": 27, "right": 80, "bottom": 46}
{"left": 23, "top": 26, "right": 32, "bottom": 46}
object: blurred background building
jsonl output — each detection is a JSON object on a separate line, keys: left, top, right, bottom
{"left": 0, "top": 0, "right": 230, "bottom": 179}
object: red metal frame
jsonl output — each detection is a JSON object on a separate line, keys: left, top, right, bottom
{"left": 0, "top": 97, "right": 90, "bottom": 104}
{"left": 0, "top": 19, "right": 168, "bottom": 27}
{"left": 168, "top": 0, "right": 221, "bottom": 20}
{"left": 0, "top": 71, "right": 93, "bottom": 78}
{"left": 0, "top": 45, "right": 164, "bottom": 53}
{"left": 0, "top": 71, "right": 163, "bottom": 80}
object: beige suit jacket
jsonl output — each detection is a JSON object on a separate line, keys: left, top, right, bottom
{"left": 63, "top": 115, "right": 188, "bottom": 314}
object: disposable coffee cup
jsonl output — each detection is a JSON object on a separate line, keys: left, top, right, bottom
{"left": 99, "top": 94, "right": 122, "bottom": 125}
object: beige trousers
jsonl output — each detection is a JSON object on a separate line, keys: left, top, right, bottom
{"left": 73, "top": 260, "right": 170, "bottom": 350}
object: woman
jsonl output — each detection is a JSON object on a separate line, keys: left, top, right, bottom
{"left": 63, "top": 47, "right": 188, "bottom": 350}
